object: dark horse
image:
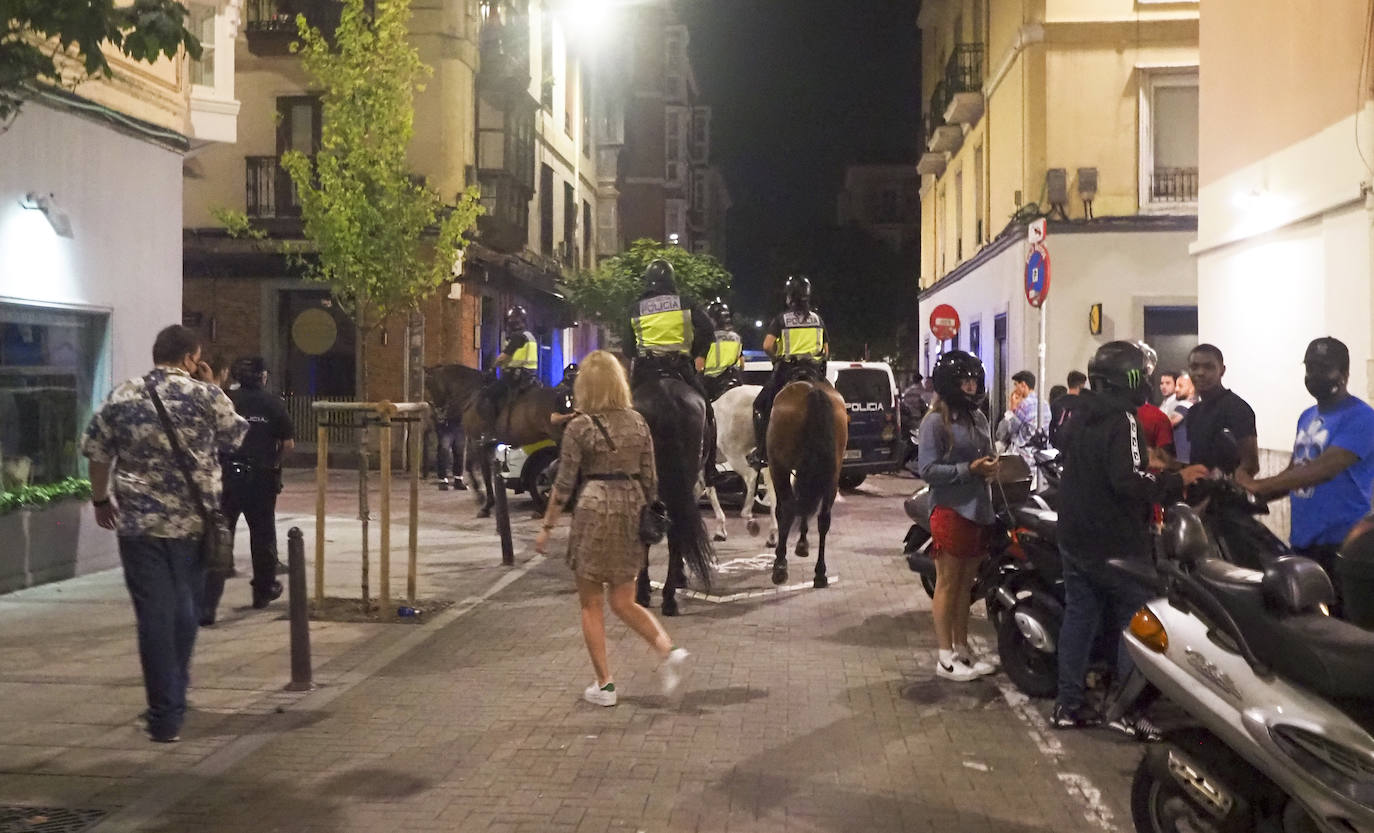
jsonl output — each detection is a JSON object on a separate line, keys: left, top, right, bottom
{"left": 766, "top": 378, "right": 848, "bottom": 588}
{"left": 633, "top": 377, "right": 715, "bottom": 616}
{"left": 425, "top": 364, "right": 564, "bottom": 517}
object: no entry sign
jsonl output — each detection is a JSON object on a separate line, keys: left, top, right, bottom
{"left": 929, "top": 304, "right": 960, "bottom": 341}
{"left": 1025, "top": 245, "right": 1051, "bottom": 308}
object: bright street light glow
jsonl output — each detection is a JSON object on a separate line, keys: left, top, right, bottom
{"left": 561, "top": 0, "right": 614, "bottom": 46}
{"left": 754, "top": 319, "right": 763, "bottom": 328}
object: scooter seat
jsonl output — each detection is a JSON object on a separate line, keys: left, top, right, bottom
{"left": 1195, "top": 559, "right": 1374, "bottom": 700}
{"left": 1011, "top": 506, "right": 1059, "bottom": 548}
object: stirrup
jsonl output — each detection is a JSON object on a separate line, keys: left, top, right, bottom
{"left": 746, "top": 449, "right": 766, "bottom": 469}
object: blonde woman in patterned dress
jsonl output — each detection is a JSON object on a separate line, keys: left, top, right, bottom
{"left": 534, "top": 350, "right": 689, "bottom": 706}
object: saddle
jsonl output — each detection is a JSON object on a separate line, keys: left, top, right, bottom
{"left": 705, "top": 372, "right": 741, "bottom": 402}
{"left": 780, "top": 360, "right": 826, "bottom": 387}
{"left": 635, "top": 352, "right": 697, "bottom": 387}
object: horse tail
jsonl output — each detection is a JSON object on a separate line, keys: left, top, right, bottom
{"left": 659, "top": 396, "right": 715, "bottom": 592}
{"left": 795, "top": 386, "right": 837, "bottom": 520}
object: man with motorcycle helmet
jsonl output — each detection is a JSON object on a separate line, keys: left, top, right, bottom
{"left": 748, "top": 275, "right": 829, "bottom": 467}
{"left": 701, "top": 298, "right": 744, "bottom": 401}
{"left": 477, "top": 305, "right": 541, "bottom": 426}
{"left": 1053, "top": 341, "right": 1208, "bottom": 736}
{"left": 918, "top": 351, "right": 1000, "bottom": 681}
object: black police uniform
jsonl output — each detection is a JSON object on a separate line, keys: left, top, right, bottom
{"left": 202, "top": 384, "right": 294, "bottom": 621}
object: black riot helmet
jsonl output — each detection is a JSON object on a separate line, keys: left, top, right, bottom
{"left": 706, "top": 298, "right": 733, "bottom": 329}
{"left": 1089, "top": 340, "right": 1149, "bottom": 407}
{"left": 505, "top": 305, "right": 528, "bottom": 331}
{"left": 784, "top": 275, "right": 812, "bottom": 312}
{"left": 643, "top": 259, "right": 677, "bottom": 295}
{"left": 931, "top": 351, "right": 986, "bottom": 410}
{"left": 232, "top": 356, "right": 267, "bottom": 388}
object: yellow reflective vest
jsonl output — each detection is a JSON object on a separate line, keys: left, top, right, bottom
{"left": 508, "top": 330, "right": 539, "bottom": 371}
{"left": 704, "top": 330, "right": 743, "bottom": 377}
{"left": 778, "top": 311, "right": 826, "bottom": 360}
{"left": 632, "top": 295, "right": 692, "bottom": 355}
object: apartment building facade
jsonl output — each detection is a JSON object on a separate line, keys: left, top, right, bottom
{"left": 915, "top": 0, "right": 1199, "bottom": 415}
{"left": 1, "top": 0, "right": 244, "bottom": 589}
{"left": 595, "top": 3, "right": 728, "bottom": 262}
{"left": 182, "top": 0, "right": 604, "bottom": 437}
{"left": 837, "top": 164, "right": 920, "bottom": 256}
{"left": 1195, "top": 0, "right": 1374, "bottom": 464}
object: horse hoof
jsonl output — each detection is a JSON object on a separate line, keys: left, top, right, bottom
{"left": 795, "top": 540, "right": 809, "bottom": 558}
{"left": 662, "top": 598, "right": 679, "bottom": 617}
{"left": 813, "top": 575, "right": 829, "bottom": 589}
{"left": 771, "top": 566, "right": 788, "bottom": 585}
{"left": 477, "top": 508, "right": 491, "bottom": 519}
{"left": 713, "top": 533, "right": 727, "bottom": 543}
{"left": 635, "top": 589, "right": 651, "bottom": 608}
{"left": 746, "top": 519, "right": 760, "bottom": 536}
{"left": 766, "top": 534, "right": 777, "bottom": 549}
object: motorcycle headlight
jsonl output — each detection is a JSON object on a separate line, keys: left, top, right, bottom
{"left": 1129, "top": 606, "right": 1168, "bottom": 653}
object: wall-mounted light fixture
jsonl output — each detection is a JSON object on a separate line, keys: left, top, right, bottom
{"left": 19, "top": 192, "right": 74, "bottom": 238}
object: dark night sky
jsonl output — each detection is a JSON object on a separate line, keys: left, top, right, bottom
{"left": 679, "top": 0, "right": 920, "bottom": 320}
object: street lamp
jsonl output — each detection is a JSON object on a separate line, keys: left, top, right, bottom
{"left": 668, "top": 233, "right": 680, "bottom": 246}
{"left": 561, "top": 0, "right": 615, "bottom": 45}
{"left": 754, "top": 319, "right": 763, "bottom": 328}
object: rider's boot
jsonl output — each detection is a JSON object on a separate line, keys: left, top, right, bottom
{"left": 746, "top": 405, "right": 768, "bottom": 469}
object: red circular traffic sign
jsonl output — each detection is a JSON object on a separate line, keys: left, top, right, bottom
{"left": 929, "top": 304, "right": 960, "bottom": 341}
{"left": 1025, "top": 245, "right": 1051, "bottom": 308}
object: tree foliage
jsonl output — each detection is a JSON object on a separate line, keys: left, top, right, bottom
{"left": 1, "top": 0, "right": 201, "bottom": 122}
{"left": 564, "top": 239, "right": 732, "bottom": 346}
{"left": 281, "top": 0, "right": 481, "bottom": 363}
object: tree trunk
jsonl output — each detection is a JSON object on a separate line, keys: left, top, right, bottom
{"left": 355, "top": 317, "right": 370, "bottom": 608}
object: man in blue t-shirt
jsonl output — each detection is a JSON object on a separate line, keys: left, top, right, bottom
{"left": 1238, "top": 337, "right": 1374, "bottom": 585}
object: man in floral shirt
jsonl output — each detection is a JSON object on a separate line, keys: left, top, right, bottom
{"left": 83, "top": 325, "right": 247, "bottom": 742}
{"left": 1002, "top": 370, "right": 1053, "bottom": 487}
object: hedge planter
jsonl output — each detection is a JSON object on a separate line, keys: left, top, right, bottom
{"left": 0, "top": 498, "right": 115, "bottom": 595}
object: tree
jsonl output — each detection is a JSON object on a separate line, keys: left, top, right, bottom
{"left": 281, "top": 0, "right": 481, "bottom": 400}
{"left": 1, "top": 0, "right": 201, "bottom": 123}
{"left": 564, "top": 239, "right": 732, "bottom": 348}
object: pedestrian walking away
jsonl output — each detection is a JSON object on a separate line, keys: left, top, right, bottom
{"left": 82, "top": 324, "right": 248, "bottom": 743}
{"left": 534, "top": 350, "right": 689, "bottom": 706}
{"left": 201, "top": 356, "right": 295, "bottom": 624}
{"left": 918, "top": 351, "right": 1000, "bottom": 683}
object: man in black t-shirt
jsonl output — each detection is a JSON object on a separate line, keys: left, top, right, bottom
{"left": 202, "top": 357, "right": 295, "bottom": 623}
{"left": 1048, "top": 369, "right": 1087, "bottom": 447}
{"left": 1180, "top": 344, "right": 1259, "bottom": 476}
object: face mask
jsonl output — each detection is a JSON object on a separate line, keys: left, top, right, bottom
{"left": 1305, "top": 374, "right": 1341, "bottom": 401}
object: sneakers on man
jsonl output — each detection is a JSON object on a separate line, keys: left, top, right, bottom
{"left": 583, "top": 681, "right": 617, "bottom": 707}
{"left": 936, "top": 657, "right": 980, "bottom": 682}
{"left": 1050, "top": 703, "right": 1104, "bottom": 729}
{"left": 438, "top": 479, "right": 451, "bottom": 491}
{"left": 660, "top": 648, "right": 690, "bottom": 696}
{"left": 252, "top": 581, "right": 284, "bottom": 609}
{"left": 1107, "top": 712, "right": 1162, "bottom": 743}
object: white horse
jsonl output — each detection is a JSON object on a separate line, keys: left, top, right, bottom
{"left": 703, "top": 384, "right": 779, "bottom": 547}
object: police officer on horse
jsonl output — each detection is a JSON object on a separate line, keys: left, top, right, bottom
{"left": 749, "top": 275, "right": 829, "bottom": 467}
{"left": 627, "top": 258, "right": 718, "bottom": 482}
{"left": 702, "top": 298, "right": 744, "bottom": 401}
{"left": 478, "top": 305, "right": 541, "bottom": 430}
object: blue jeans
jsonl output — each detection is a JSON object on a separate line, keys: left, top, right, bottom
{"left": 1055, "top": 555, "right": 1152, "bottom": 710}
{"left": 118, "top": 536, "right": 204, "bottom": 739}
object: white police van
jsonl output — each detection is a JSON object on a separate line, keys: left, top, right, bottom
{"left": 743, "top": 359, "right": 901, "bottom": 488}
{"left": 496, "top": 439, "right": 559, "bottom": 511}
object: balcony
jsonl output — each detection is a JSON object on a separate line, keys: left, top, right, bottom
{"left": 244, "top": 0, "right": 342, "bottom": 56}
{"left": 476, "top": 173, "right": 532, "bottom": 253}
{"left": 942, "top": 43, "right": 985, "bottom": 126}
{"left": 478, "top": 21, "right": 531, "bottom": 97}
{"left": 924, "top": 80, "right": 962, "bottom": 154}
{"left": 917, "top": 152, "right": 947, "bottom": 177}
{"left": 245, "top": 156, "right": 301, "bottom": 219}
{"left": 1149, "top": 167, "right": 1198, "bottom": 204}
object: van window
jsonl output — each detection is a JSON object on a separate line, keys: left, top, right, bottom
{"left": 834, "top": 369, "right": 891, "bottom": 405}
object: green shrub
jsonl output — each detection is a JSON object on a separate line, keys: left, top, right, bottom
{"left": 0, "top": 478, "right": 93, "bottom": 516}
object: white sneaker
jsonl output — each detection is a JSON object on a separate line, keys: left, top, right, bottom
{"left": 583, "top": 681, "right": 616, "bottom": 707}
{"left": 935, "top": 658, "right": 979, "bottom": 682}
{"left": 956, "top": 654, "right": 997, "bottom": 677}
{"left": 659, "top": 648, "right": 690, "bottom": 696}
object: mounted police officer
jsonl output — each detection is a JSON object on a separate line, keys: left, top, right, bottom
{"left": 702, "top": 298, "right": 744, "bottom": 401}
{"left": 749, "top": 275, "right": 829, "bottom": 467}
{"left": 627, "top": 258, "right": 718, "bottom": 482}
{"left": 201, "top": 356, "right": 294, "bottom": 624}
{"left": 478, "top": 305, "right": 541, "bottom": 429}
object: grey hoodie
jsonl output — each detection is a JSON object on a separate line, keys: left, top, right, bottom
{"left": 918, "top": 407, "right": 995, "bottom": 525}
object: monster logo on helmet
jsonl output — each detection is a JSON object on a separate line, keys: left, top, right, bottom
{"left": 1089, "top": 341, "right": 1149, "bottom": 407}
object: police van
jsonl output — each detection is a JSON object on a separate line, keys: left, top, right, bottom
{"left": 743, "top": 359, "right": 902, "bottom": 488}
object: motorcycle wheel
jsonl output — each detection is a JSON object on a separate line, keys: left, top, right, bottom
{"left": 1131, "top": 729, "right": 1266, "bottom": 833}
{"left": 996, "top": 599, "right": 1060, "bottom": 699}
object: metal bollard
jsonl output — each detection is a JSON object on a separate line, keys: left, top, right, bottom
{"left": 285, "top": 528, "right": 314, "bottom": 691}
{"left": 489, "top": 442, "right": 515, "bottom": 567}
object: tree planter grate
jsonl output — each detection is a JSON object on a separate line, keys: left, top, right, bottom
{"left": 0, "top": 807, "right": 109, "bottom": 833}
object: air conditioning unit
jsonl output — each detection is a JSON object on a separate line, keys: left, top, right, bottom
{"left": 1077, "top": 167, "right": 1099, "bottom": 201}
{"left": 1046, "top": 168, "right": 1068, "bottom": 205}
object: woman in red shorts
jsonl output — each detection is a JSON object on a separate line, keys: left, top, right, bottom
{"left": 917, "top": 351, "right": 1000, "bottom": 682}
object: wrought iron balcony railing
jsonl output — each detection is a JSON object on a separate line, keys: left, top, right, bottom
{"left": 945, "top": 43, "right": 984, "bottom": 94}
{"left": 246, "top": 156, "right": 302, "bottom": 218}
{"left": 1150, "top": 167, "right": 1199, "bottom": 203}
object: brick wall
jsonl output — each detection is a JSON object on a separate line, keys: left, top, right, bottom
{"left": 183, "top": 278, "right": 263, "bottom": 374}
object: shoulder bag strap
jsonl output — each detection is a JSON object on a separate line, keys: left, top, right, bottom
{"left": 145, "top": 375, "right": 212, "bottom": 519}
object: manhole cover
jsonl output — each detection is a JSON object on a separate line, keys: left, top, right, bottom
{"left": 0, "top": 807, "right": 109, "bottom": 833}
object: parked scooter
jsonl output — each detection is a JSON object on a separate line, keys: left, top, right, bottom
{"left": 1105, "top": 505, "right": 1374, "bottom": 833}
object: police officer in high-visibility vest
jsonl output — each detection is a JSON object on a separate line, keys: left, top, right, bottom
{"left": 702, "top": 298, "right": 744, "bottom": 401}
{"left": 627, "top": 258, "right": 718, "bottom": 481}
{"left": 749, "top": 275, "right": 829, "bottom": 467}
{"left": 478, "top": 305, "right": 541, "bottom": 427}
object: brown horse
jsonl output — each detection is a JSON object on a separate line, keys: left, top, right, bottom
{"left": 766, "top": 379, "right": 847, "bottom": 588}
{"left": 461, "top": 385, "right": 565, "bottom": 517}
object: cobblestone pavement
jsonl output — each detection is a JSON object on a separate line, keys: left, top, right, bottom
{"left": 0, "top": 474, "right": 1146, "bottom": 832}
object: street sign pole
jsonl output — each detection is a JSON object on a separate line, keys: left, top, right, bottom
{"left": 1038, "top": 299, "right": 1047, "bottom": 434}
{"left": 1024, "top": 224, "right": 1052, "bottom": 435}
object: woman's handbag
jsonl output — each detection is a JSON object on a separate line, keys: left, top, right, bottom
{"left": 589, "top": 415, "right": 670, "bottom": 546}
{"left": 146, "top": 377, "right": 236, "bottom": 578}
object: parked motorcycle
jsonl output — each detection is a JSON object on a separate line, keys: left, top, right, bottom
{"left": 1105, "top": 504, "right": 1374, "bottom": 833}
